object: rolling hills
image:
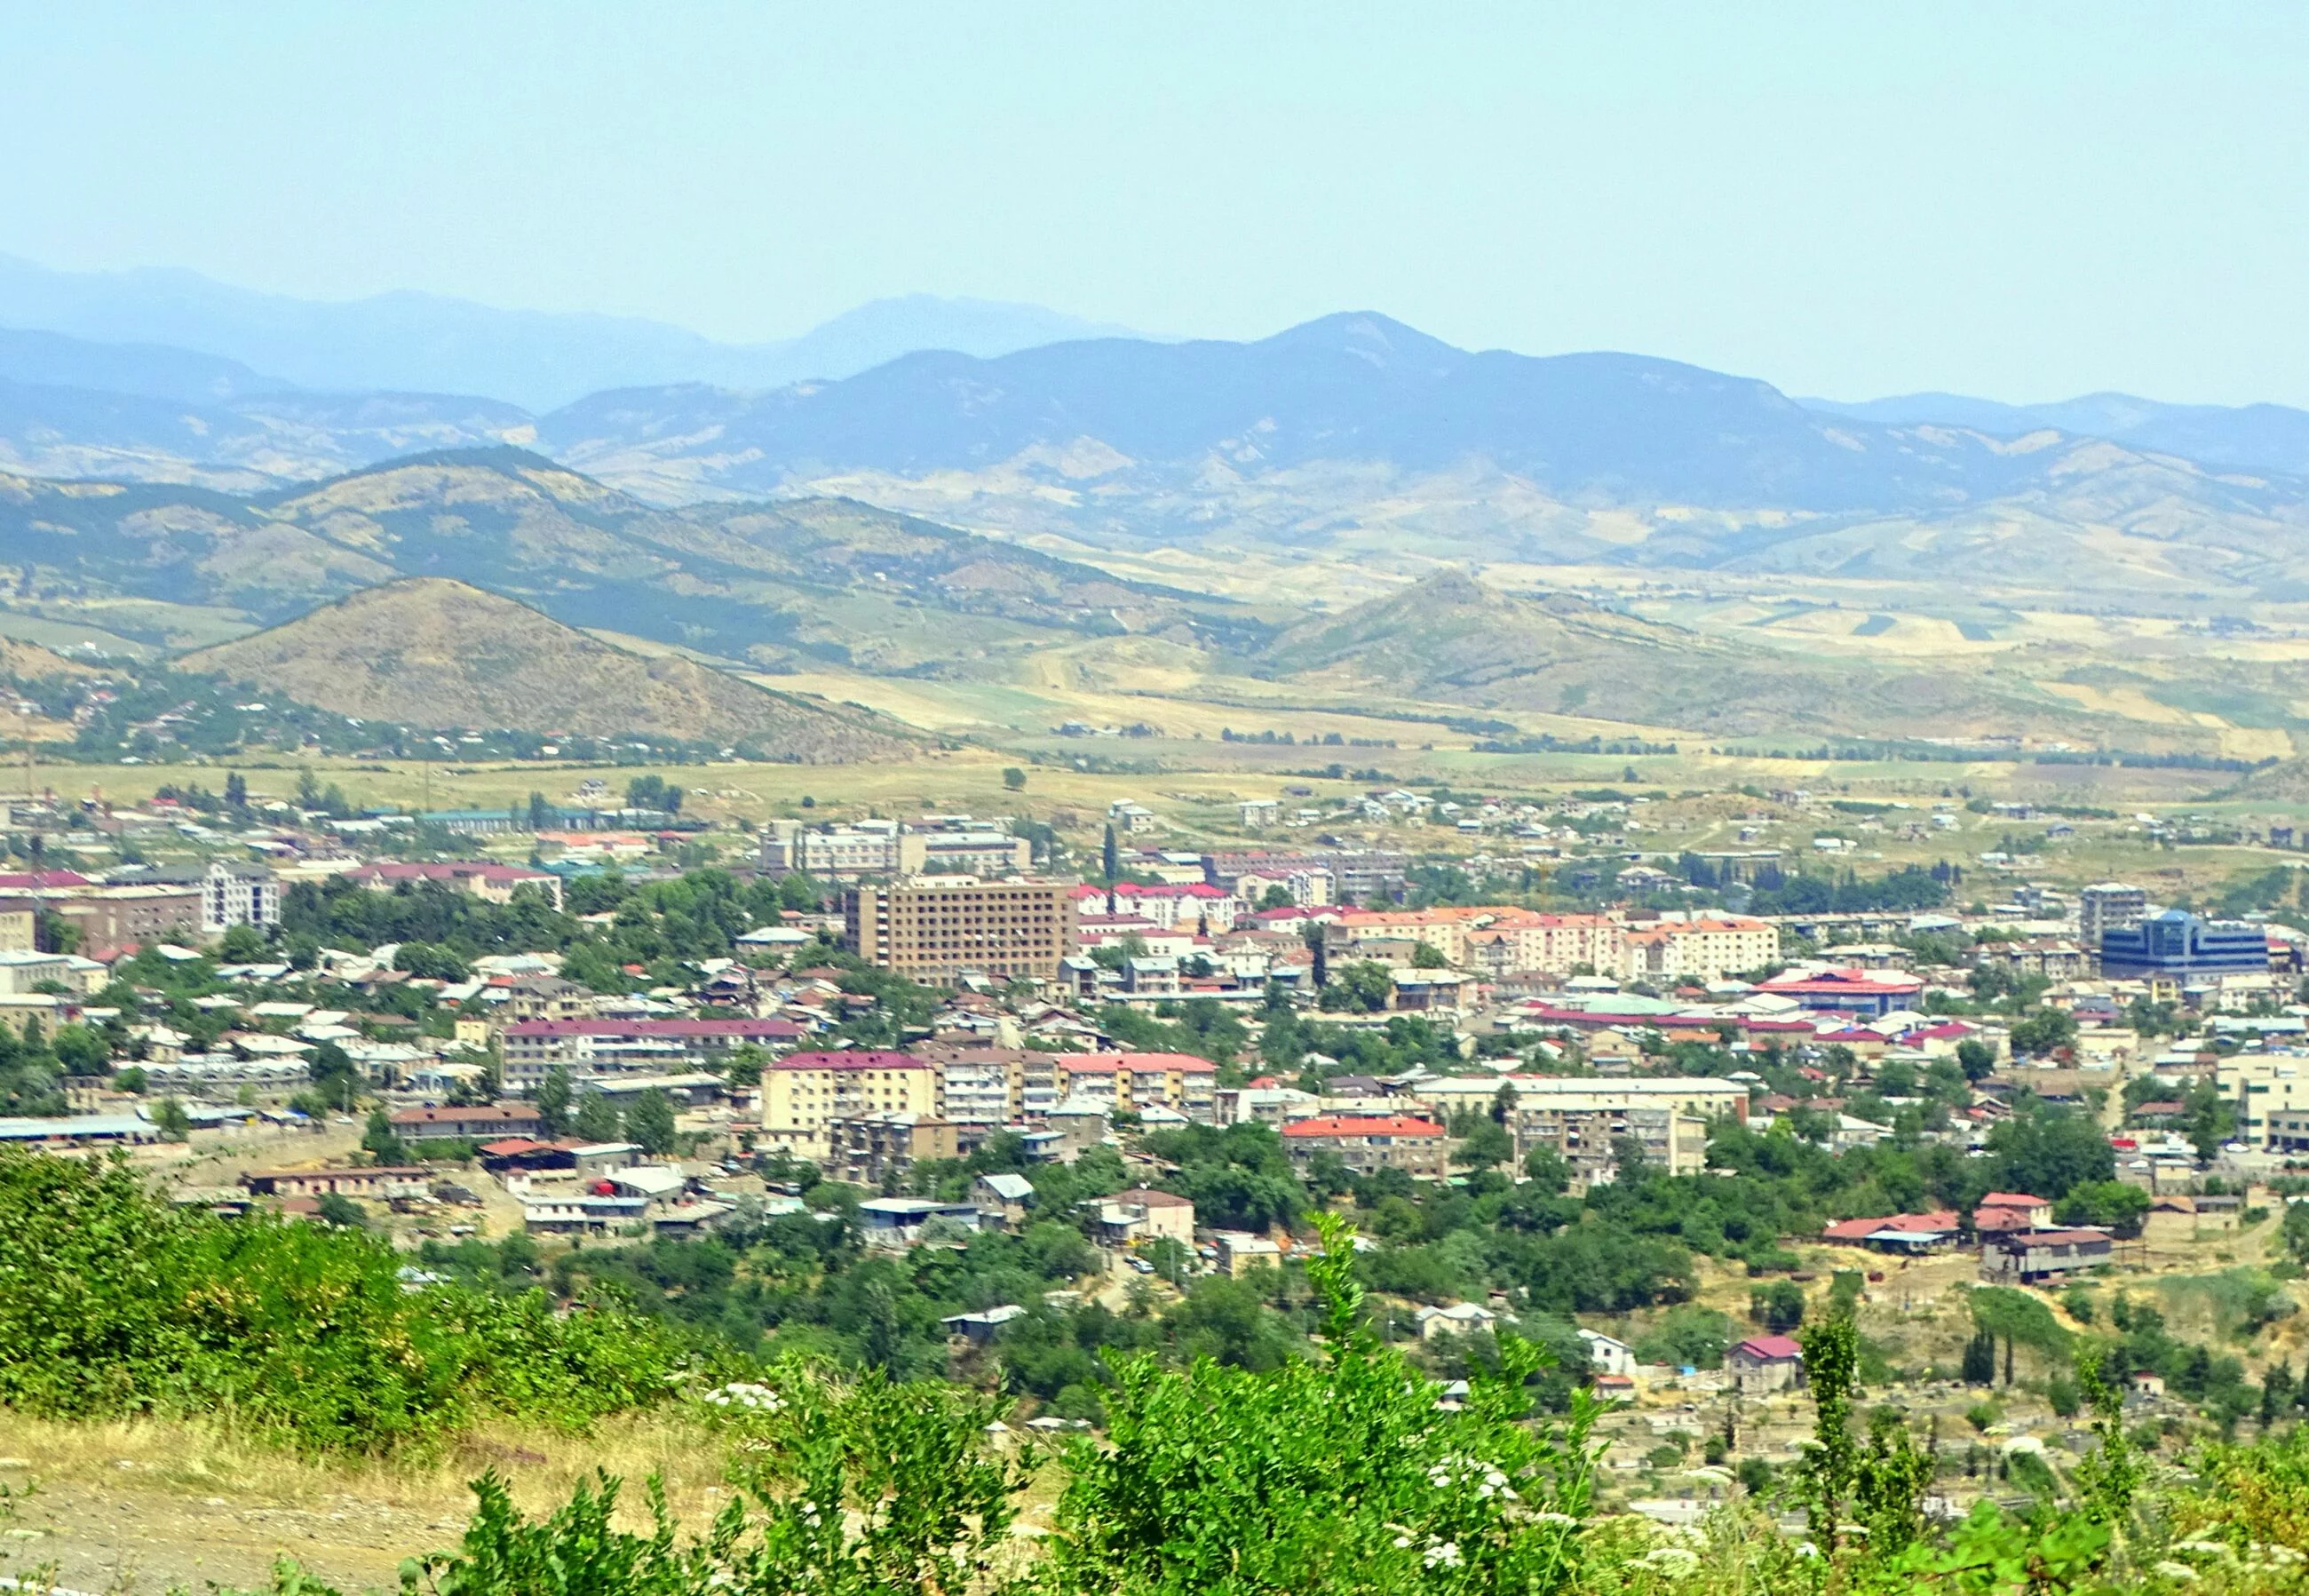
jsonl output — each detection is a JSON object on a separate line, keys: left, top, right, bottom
{"left": 1256, "top": 569, "right": 2099, "bottom": 741}
{"left": 179, "top": 579, "right": 913, "bottom": 759}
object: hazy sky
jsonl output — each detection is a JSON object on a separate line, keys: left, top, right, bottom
{"left": 5, "top": 4, "right": 2306, "bottom": 403}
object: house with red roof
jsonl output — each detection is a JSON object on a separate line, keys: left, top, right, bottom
{"left": 1758, "top": 966, "right": 1927, "bottom": 1018}
{"left": 1972, "top": 1192, "right": 2053, "bottom": 1233}
{"left": 1730, "top": 1334, "right": 1807, "bottom": 1394}
{"left": 1821, "top": 1210, "right": 1960, "bottom": 1252}
{"left": 1279, "top": 1114, "right": 1447, "bottom": 1180}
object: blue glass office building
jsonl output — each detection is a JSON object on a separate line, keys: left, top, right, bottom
{"left": 2097, "top": 909, "right": 2270, "bottom": 980}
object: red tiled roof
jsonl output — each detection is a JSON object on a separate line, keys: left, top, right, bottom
{"left": 1980, "top": 1192, "right": 2048, "bottom": 1208}
{"left": 505, "top": 1018, "right": 804, "bottom": 1039}
{"left": 1061, "top": 1051, "right": 1218, "bottom": 1074}
{"left": 1821, "top": 1211, "right": 1958, "bottom": 1241}
{"left": 1734, "top": 1335, "right": 1804, "bottom": 1361}
{"left": 390, "top": 1103, "right": 541, "bottom": 1126}
{"left": 1281, "top": 1115, "right": 1446, "bottom": 1139}
{"left": 770, "top": 1050, "right": 931, "bottom": 1072}
{"left": 1759, "top": 969, "right": 1925, "bottom": 995}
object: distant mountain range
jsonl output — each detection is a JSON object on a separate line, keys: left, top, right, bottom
{"left": 3, "top": 266, "right": 2309, "bottom": 607}
{"left": 0, "top": 255, "right": 1148, "bottom": 409}
{"left": 1801, "top": 390, "right": 2309, "bottom": 478}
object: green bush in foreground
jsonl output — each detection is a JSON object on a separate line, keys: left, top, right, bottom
{"left": 0, "top": 1149, "right": 715, "bottom": 1451}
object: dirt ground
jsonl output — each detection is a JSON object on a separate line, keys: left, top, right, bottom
{"left": 0, "top": 1413, "right": 739, "bottom": 1595}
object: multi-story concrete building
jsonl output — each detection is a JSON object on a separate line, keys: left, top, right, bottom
{"left": 2099, "top": 909, "right": 2270, "bottom": 981}
{"left": 1619, "top": 912, "right": 1779, "bottom": 983}
{"left": 760, "top": 1050, "right": 940, "bottom": 1158}
{"left": 1279, "top": 1114, "right": 1448, "bottom": 1179}
{"left": 1401, "top": 1074, "right": 1749, "bottom": 1129}
{"left": 844, "top": 877, "right": 1075, "bottom": 984}
{"left": 828, "top": 1112, "right": 962, "bottom": 1184}
{"left": 760, "top": 820, "right": 901, "bottom": 879}
{"left": 501, "top": 1018, "right": 805, "bottom": 1091}
{"left": 1038, "top": 1051, "right": 1218, "bottom": 1122}
{"left": 2078, "top": 882, "right": 2148, "bottom": 952}
{"left": 47, "top": 885, "right": 205, "bottom": 953}
{"left": 2218, "top": 1055, "right": 2309, "bottom": 1149}
{"left": 201, "top": 862, "right": 280, "bottom": 933}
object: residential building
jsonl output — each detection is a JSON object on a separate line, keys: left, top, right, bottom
{"left": 0, "top": 949, "right": 102, "bottom": 996}
{"left": 1416, "top": 1302, "right": 1499, "bottom": 1341}
{"left": 941, "top": 1304, "right": 1028, "bottom": 1345}
{"left": 2218, "top": 1057, "right": 2309, "bottom": 1149}
{"left": 1730, "top": 1335, "right": 1806, "bottom": 1394}
{"left": 972, "top": 1171, "right": 1035, "bottom": 1228}
{"left": 1974, "top": 938, "right": 2091, "bottom": 981}
{"left": 856, "top": 1195, "right": 981, "bottom": 1247}
{"left": 48, "top": 885, "right": 205, "bottom": 953}
{"left": 201, "top": 862, "right": 280, "bottom": 933}
{"left": 1619, "top": 912, "right": 1779, "bottom": 982}
{"left": 501, "top": 1018, "right": 804, "bottom": 1091}
{"left": 760, "top": 820, "right": 901, "bottom": 879}
{"left": 1980, "top": 1227, "right": 2114, "bottom": 1283}
{"left": 1096, "top": 1187, "right": 1195, "bottom": 1248}
{"left": 1579, "top": 1329, "right": 1638, "bottom": 1376}
{"left": 1212, "top": 1231, "right": 1284, "bottom": 1275}
{"left": 2078, "top": 883, "right": 2148, "bottom": 950}
{"left": 242, "top": 1166, "right": 431, "bottom": 1200}
{"left": 1402, "top": 1075, "right": 1749, "bottom": 1130}
{"left": 503, "top": 976, "right": 595, "bottom": 1021}
{"left": 1279, "top": 1114, "right": 1448, "bottom": 1180}
{"left": 760, "top": 1050, "right": 940, "bottom": 1158}
{"left": 1040, "top": 1052, "right": 1218, "bottom": 1120}
{"left": 828, "top": 1113, "right": 962, "bottom": 1184}
{"left": 0, "top": 899, "right": 32, "bottom": 953}
{"left": 344, "top": 861, "right": 565, "bottom": 909}
{"left": 2099, "top": 909, "right": 2271, "bottom": 981}
{"left": 843, "top": 877, "right": 1075, "bottom": 983}
{"left": 389, "top": 1103, "right": 545, "bottom": 1143}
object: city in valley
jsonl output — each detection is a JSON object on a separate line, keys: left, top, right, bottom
{"left": 4, "top": 9, "right": 2308, "bottom": 1594}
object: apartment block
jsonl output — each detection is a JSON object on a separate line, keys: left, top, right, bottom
{"left": 1279, "top": 1114, "right": 1448, "bottom": 1180}
{"left": 844, "top": 877, "right": 1075, "bottom": 984}
{"left": 760, "top": 1050, "right": 940, "bottom": 1158}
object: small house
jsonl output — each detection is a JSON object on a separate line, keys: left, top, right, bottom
{"left": 1729, "top": 1334, "right": 1806, "bottom": 1394}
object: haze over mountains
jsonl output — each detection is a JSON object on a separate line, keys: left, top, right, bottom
{"left": 0, "top": 255, "right": 1147, "bottom": 409}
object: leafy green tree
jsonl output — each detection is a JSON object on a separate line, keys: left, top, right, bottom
{"left": 1522, "top": 1145, "right": 1571, "bottom": 1194}
{"left": 50, "top": 1022, "right": 108, "bottom": 1077}
{"left": 1002, "top": 766, "right": 1027, "bottom": 790}
{"left": 1049, "top": 1214, "right": 1602, "bottom": 1596}
{"left": 1450, "top": 1117, "right": 1512, "bottom": 1171}
{"left": 1956, "top": 1037, "right": 1997, "bottom": 1083}
{"left": 625, "top": 1089, "right": 678, "bottom": 1156}
{"left": 218, "top": 923, "right": 268, "bottom": 962}
{"left": 307, "top": 1041, "right": 360, "bottom": 1113}
{"left": 150, "top": 1096, "right": 190, "bottom": 1141}
{"left": 315, "top": 1191, "right": 367, "bottom": 1228}
{"left": 1101, "top": 822, "right": 1119, "bottom": 882}
{"left": 362, "top": 1107, "right": 411, "bottom": 1165}
{"left": 1316, "top": 960, "right": 1393, "bottom": 1013}
{"left": 1750, "top": 1279, "right": 1805, "bottom": 1333}
{"left": 2009, "top": 1006, "right": 2080, "bottom": 1058}
{"left": 534, "top": 1065, "right": 574, "bottom": 1139}
{"left": 575, "top": 1092, "right": 624, "bottom": 1144}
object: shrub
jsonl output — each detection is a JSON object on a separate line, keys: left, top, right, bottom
{"left": 0, "top": 1149, "right": 716, "bottom": 1452}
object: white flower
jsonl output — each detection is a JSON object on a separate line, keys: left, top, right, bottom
{"left": 1394, "top": 1535, "right": 1413, "bottom": 1549}
{"left": 1424, "top": 1539, "right": 1464, "bottom": 1569}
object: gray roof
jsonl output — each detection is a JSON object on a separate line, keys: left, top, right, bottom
{"left": 977, "top": 1172, "right": 1035, "bottom": 1201}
